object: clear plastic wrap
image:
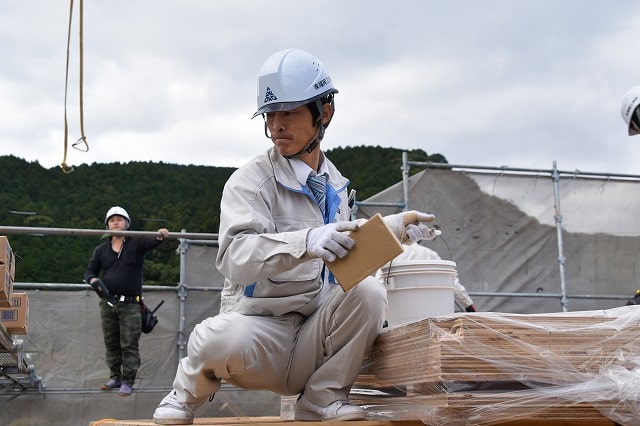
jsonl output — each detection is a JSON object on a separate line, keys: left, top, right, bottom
{"left": 353, "top": 305, "right": 640, "bottom": 425}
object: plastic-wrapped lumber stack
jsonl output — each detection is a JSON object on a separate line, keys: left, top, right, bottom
{"left": 353, "top": 305, "right": 640, "bottom": 425}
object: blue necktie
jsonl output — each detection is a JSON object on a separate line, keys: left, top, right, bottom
{"left": 307, "top": 174, "right": 327, "bottom": 217}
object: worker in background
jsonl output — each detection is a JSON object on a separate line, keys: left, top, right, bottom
{"left": 376, "top": 242, "right": 476, "bottom": 312}
{"left": 626, "top": 290, "right": 640, "bottom": 306}
{"left": 621, "top": 85, "right": 640, "bottom": 136}
{"left": 153, "top": 48, "right": 438, "bottom": 424}
{"left": 84, "top": 206, "right": 169, "bottom": 397}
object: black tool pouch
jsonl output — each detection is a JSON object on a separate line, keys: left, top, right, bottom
{"left": 140, "top": 300, "right": 164, "bottom": 333}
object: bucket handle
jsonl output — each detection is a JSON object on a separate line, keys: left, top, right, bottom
{"left": 382, "top": 259, "right": 395, "bottom": 288}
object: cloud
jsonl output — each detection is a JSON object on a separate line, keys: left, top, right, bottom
{"left": 3, "top": 0, "right": 640, "bottom": 175}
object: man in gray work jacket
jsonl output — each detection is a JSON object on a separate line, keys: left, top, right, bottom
{"left": 153, "top": 48, "right": 438, "bottom": 424}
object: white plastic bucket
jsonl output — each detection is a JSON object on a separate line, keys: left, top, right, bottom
{"left": 381, "top": 260, "right": 456, "bottom": 327}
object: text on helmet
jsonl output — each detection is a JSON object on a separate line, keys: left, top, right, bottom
{"left": 314, "top": 77, "right": 332, "bottom": 91}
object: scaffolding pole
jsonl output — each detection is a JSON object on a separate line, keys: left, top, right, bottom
{"left": 551, "top": 161, "right": 569, "bottom": 312}
{"left": 0, "top": 226, "right": 217, "bottom": 240}
{"left": 177, "top": 230, "right": 189, "bottom": 360}
{"left": 401, "top": 151, "right": 410, "bottom": 212}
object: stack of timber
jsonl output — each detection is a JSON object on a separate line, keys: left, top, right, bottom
{"left": 352, "top": 305, "right": 640, "bottom": 425}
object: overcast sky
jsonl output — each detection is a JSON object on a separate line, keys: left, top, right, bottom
{"left": 3, "top": 1, "right": 640, "bottom": 175}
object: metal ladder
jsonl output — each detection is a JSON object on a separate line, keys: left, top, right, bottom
{"left": 0, "top": 322, "right": 43, "bottom": 393}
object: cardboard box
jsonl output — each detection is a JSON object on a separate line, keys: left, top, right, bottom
{"left": 0, "top": 236, "right": 15, "bottom": 280}
{"left": 0, "top": 236, "right": 11, "bottom": 264}
{"left": 0, "top": 292, "right": 29, "bottom": 334}
{"left": 0, "top": 264, "right": 12, "bottom": 308}
{"left": 8, "top": 249, "right": 15, "bottom": 281}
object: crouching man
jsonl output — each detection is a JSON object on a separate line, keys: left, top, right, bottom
{"left": 153, "top": 48, "right": 437, "bottom": 424}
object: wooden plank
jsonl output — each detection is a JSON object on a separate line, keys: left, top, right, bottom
{"left": 88, "top": 419, "right": 429, "bottom": 426}
{"left": 88, "top": 418, "right": 616, "bottom": 426}
{"left": 351, "top": 391, "right": 617, "bottom": 422}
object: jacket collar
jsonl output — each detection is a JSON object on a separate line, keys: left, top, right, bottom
{"left": 269, "top": 147, "right": 348, "bottom": 191}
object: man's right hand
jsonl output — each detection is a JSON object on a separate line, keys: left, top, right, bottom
{"left": 89, "top": 278, "right": 110, "bottom": 298}
{"left": 306, "top": 221, "right": 361, "bottom": 262}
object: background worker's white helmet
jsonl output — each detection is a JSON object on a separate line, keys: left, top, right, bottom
{"left": 104, "top": 206, "right": 130, "bottom": 228}
{"left": 621, "top": 85, "right": 640, "bottom": 136}
{"left": 252, "top": 48, "right": 338, "bottom": 118}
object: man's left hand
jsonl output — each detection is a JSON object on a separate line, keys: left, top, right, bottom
{"left": 383, "top": 211, "right": 440, "bottom": 244}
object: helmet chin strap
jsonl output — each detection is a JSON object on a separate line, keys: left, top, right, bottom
{"left": 285, "top": 98, "right": 328, "bottom": 159}
{"left": 263, "top": 121, "right": 323, "bottom": 159}
{"left": 284, "top": 123, "right": 323, "bottom": 159}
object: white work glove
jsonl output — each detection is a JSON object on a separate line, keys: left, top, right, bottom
{"left": 306, "top": 221, "right": 361, "bottom": 262}
{"left": 383, "top": 210, "right": 440, "bottom": 244}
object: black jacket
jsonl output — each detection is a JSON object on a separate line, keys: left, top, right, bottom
{"left": 84, "top": 237, "right": 163, "bottom": 297}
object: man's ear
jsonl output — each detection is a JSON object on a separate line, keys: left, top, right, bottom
{"left": 322, "top": 102, "right": 334, "bottom": 126}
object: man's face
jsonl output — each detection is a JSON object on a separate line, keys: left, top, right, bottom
{"left": 265, "top": 106, "right": 318, "bottom": 157}
{"left": 107, "top": 215, "right": 127, "bottom": 230}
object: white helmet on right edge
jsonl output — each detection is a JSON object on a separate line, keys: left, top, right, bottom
{"left": 252, "top": 48, "right": 338, "bottom": 118}
{"left": 621, "top": 85, "right": 640, "bottom": 136}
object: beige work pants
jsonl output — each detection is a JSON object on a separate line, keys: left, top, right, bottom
{"left": 173, "top": 277, "right": 387, "bottom": 408}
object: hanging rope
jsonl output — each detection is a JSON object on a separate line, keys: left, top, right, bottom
{"left": 61, "top": 0, "right": 89, "bottom": 174}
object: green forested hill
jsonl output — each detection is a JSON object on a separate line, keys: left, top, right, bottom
{"left": 0, "top": 146, "right": 445, "bottom": 284}
{"left": 328, "top": 145, "right": 446, "bottom": 195}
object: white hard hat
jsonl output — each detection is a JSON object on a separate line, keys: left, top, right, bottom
{"left": 621, "top": 85, "right": 640, "bottom": 136}
{"left": 105, "top": 206, "right": 130, "bottom": 228}
{"left": 252, "top": 48, "right": 338, "bottom": 118}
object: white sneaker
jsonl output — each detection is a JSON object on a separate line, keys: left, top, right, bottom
{"left": 153, "top": 390, "right": 197, "bottom": 425}
{"left": 294, "top": 394, "right": 365, "bottom": 421}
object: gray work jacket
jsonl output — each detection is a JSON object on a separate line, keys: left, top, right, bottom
{"left": 216, "top": 146, "right": 351, "bottom": 317}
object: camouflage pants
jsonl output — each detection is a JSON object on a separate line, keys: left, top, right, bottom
{"left": 99, "top": 299, "right": 142, "bottom": 386}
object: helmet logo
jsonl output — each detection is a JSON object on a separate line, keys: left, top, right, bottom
{"left": 263, "top": 87, "right": 278, "bottom": 103}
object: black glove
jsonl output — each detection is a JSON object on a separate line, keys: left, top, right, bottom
{"left": 465, "top": 304, "right": 477, "bottom": 312}
{"left": 89, "top": 278, "right": 110, "bottom": 299}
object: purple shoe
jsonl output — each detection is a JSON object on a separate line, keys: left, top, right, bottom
{"left": 100, "top": 378, "right": 121, "bottom": 390}
{"left": 118, "top": 383, "right": 133, "bottom": 396}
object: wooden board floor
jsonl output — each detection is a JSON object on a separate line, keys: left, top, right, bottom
{"left": 89, "top": 419, "right": 426, "bottom": 426}
{"left": 89, "top": 417, "right": 618, "bottom": 426}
